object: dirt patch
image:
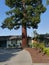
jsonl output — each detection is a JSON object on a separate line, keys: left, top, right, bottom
{"left": 25, "top": 48, "right": 49, "bottom": 63}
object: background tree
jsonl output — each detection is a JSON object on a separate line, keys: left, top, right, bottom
{"left": 47, "top": 0, "right": 49, "bottom": 5}
{"left": 33, "top": 30, "right": 38, "bottom": 37}
{"left": 1, "top": 0, "right": 46, "bottom": 48}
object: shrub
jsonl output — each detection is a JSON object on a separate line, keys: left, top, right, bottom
{"left": 33, "top": 42, "right": 39, "bottom": 49}
{"left": 39, "top": 43, "right": 45, "bottom": 52}
{"left": 33, "top": 42, "right": 49, "bottom": 56}
{"left": 43, "top": 48, "right": 49, "bottom": 56}
{"left": 43, "top": 49, "right": 47, "bottom": 55}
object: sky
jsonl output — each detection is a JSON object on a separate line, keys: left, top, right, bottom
{"left": 0, "top": 0, "right": 49, "bottom": 37}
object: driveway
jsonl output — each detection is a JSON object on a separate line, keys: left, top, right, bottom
{"left": 0, "top": 49, "right": 32, "bottom": 65}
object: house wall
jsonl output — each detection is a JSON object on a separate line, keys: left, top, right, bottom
{"left": 7, "top": 40, "right": 11, "bottom": 48}
{"left": 7, "top": 39, "right": 22, "bottom": 48}
{"left": 7, "top": 40, "right": 17, "bottom": 48}
{"left": 28, "top": 40, "right": 32, "bottom": 45}
{"left": 11, "top": 39, "right": 17, "bottom": 46}
{"left": 1, "top": 39, "right": 35, "bottom": 48}
{"left": 16, "top": 40, "right": 22, "bottom": 48}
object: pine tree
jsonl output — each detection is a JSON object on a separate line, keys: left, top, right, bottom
{"left": 1, "top": 0, "right": 46, "bottom": 48}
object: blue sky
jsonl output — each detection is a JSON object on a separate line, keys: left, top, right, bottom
{"left": 0, "top": 0, "right": 49, "bottom": 36}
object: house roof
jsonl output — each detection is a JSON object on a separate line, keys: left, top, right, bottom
{"left": 0, "top": 35, "right": 32, "bottom": 41}
{"left": 0, "top": 36, "right": 11, "bottom": 41}
{"left": 35, "top": 34, "right": 49, "bottom": 40}
{"left": 0, "top": 36, "right": 22, "bottom": 41}
{"left": 39, "top": 34, "right": 49, "bottom": 39}
{"left": 9, "top": 36, "right": 22, "bottom": 40}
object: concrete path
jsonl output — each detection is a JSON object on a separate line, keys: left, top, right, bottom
{"left": 0, "top": 49, "right": 32, "bottom": 65}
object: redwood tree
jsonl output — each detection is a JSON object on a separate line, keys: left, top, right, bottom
{"left": 1, "top": 0, "right": 46, "bottom": 48}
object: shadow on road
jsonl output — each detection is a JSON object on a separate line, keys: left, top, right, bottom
{"left": 0, "top": 48, "right": 22, "bottom": 62}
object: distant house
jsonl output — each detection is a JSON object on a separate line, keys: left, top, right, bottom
{"left": 33, "top": 34, "right": 49, "bottom": 47}
{"left": 0, "top": 36, "right": 22, "bottom": 48}
{"left": 0, "top": 36, "right": 32, "bottom": 48}
{"left": 39, "top": 34, "right": 49, "bottom": 47}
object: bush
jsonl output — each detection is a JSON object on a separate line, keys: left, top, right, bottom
{"left": 33, "top": 42, "right": 39, "bottom": 49}
{"left": 43, "top": 49, "right": 47, "bottom": 55}
{"left": 39, "top": 43, "right": 45, "bottom": 52}
{"left": 33, "top": 42, "right": 49, "bottom": 56}
{"left": 43, "top": 48, "right": 49, "bottom": 56}
{"left": 33, "top": 42, "right": 46, "bottom": 52}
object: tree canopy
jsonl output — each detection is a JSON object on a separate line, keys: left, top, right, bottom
{"left": 1, "top": 0, "right": 46, "bottom": 30}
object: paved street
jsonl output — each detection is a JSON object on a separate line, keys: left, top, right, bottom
{"left": 0, "top": 49, "right": 32, "bottom": 65}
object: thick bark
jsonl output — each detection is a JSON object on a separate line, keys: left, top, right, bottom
{"left": 22, "top": 25, "right": 27, "bottom": 48}
{"left": 21, "top": 0, "right": 27, "bottom": 48}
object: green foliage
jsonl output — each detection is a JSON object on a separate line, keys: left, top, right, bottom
{"left": 47, "top": 0, "right": 49, "bottom": 5}
{"left": 6, "top": 8, "right": 22, "bottom": 16}
{"left": 1, "top": 17, "right": 15, "bottom": 29}
{"left": 33, "top": 42, "right": 39, "bottom": 49}
{"left": 1, "top": 0, "right": 46, "bottom": 30}
{"left": 39, "top": 43, "right": 45, "bottom": 51}
{"left": 5, "top": 0, "right": 16, "bottom": 8}
{"left": 33, "top": 41, "right": 49, "bottom": 56}
{"left": 43, "top": 48, "right": 49, "bottom": 56}
{"left": 33, "top": 42, "right": 45, "bottom": 51}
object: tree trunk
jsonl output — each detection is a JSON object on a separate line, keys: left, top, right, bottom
{"left": 22, "top": 25, "right": 27, "bottom": 48}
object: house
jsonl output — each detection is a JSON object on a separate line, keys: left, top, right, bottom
{"left": 39, "top": 34, "right": 49, "bottom": 47}
{"left": 0, "top": 35, "right": 32, "bottom": 48}
{"left": 0, "top": 36, "right": 22, "bottom": 48}
{"left": 33, "top": 34, "right": 49, "bottom": 47}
